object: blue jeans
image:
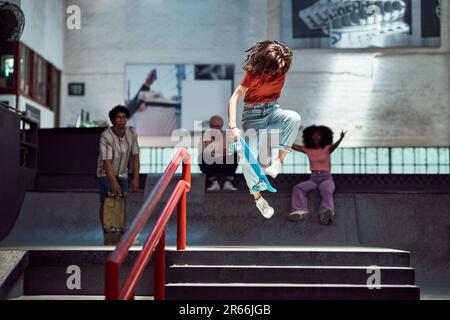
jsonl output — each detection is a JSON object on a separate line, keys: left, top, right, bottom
{"left": 99, "top": 176, "right": 129, "bottom": 203}
{"left": 240, "top": 101, "right": 301, "bottom": 192}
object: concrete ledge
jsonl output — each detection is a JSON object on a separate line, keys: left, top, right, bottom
{"left": 354, "top": 193, "right": 450, "bottom": 291}
{"left": 182, "top": 192, "right": 360, "bottom": 246}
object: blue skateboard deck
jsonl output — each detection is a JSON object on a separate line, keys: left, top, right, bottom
{"left": 232, "top": 137, "right": 277, "bottom": 193}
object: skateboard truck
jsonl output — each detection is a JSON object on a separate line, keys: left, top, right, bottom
{"left": 252, "top": 179, "right": 269, "bottom": 193}
{"left": 107, "top": 192, "right": 128, "bottom": 199}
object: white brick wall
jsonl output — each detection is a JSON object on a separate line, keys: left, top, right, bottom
{"left": 62, "top": 0, "right": 450, "bottom": 146}
{"left": 273, "top": 0, "right": 450, "bottom": 147}
{"left": 62, "top": 0, "right": 264, "bottom": 127}
{"left": 9, "top": 0, "right": 65, "bottom": 128}
{"left": 20, "top": 0, "right": 65, "bottom": 69}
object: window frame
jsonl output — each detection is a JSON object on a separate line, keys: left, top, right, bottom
{"left": 0, "top": 41, "right": 19, "bottom": 94}
{"left": 32, "top": 52, "right": 49, "bottom": 107}
{"left": 12, "top": 42, "right": 62, "bottom": 127}
{"left": 48, "top": 64, "right": 61, "bottom": 127}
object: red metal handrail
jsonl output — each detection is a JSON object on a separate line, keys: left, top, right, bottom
{"left": 105, "top": 148, "right": 191, "bottom": 300}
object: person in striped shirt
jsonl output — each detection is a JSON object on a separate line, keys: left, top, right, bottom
{"left": 97, "top": 105, "right": 140, "bottom": 225}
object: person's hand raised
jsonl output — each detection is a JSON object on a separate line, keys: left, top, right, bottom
{"left": 145, "top": 69, "right": 158, "bottom": 87}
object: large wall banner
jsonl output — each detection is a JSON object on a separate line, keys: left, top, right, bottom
{"left": 281, "top": 0, "right": 441, "bottom": 49}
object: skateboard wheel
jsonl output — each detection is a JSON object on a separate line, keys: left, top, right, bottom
{"left": 229, "top": 141, "right": 242, "bottom": 152}
{"left": 252, "top": 180, "right": 268, "bottom": 193}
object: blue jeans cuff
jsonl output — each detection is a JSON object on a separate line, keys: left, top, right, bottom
{"left": 279, "top": 144, "right": 292, "bottom": 152}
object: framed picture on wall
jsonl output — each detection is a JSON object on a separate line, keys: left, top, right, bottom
{"left": 281, "top": 0, "right": 441, "bottom": 49}
{"left": 68, "top": 83, "right": 85, "bottom": 96}
{"left": 124, "top": 64, "right": 234, "bottom": 136}
{"left": 194, "top": 64, "right": 234, "bottom": 80}
{"left": 194, "top": 64, "right": 235, "bottom": 93}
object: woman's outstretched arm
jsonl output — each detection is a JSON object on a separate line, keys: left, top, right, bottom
{"left": 228, "top": 84, "right": 248, "bottom": 139}
{"left": 292, "top": 144, "right": 306, "bottom": 153}
{"left": 329, "top": 130, "right": 347, "bottom": 153}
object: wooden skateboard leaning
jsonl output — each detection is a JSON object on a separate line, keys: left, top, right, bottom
{"left": 103, "top": 193, "right": 126, "bottom": 245}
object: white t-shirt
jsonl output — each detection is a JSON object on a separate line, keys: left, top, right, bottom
{"left": 96, "top": 127, "right": 139, "bottom": 179}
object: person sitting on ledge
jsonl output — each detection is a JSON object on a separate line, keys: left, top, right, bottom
{"left": 96, "top": 105, "right": 141, "bottom": 226}
{"left": 198, "top": 115, "right": 239, "bottom": 191}
{"left": 289, "top": 125, "right": 347, "bottom": 225}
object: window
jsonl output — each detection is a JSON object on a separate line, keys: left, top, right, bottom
{"left": 0, "top": 43, "right": 15, "bottom": 90}
{"left": 17, "top": 43, "right": 61, "bottom": 125}
{"left": 34, "top": 55, "right": 48, "bottom": 105}
{"left": 19, "top": 44, "right": 32, "bottom": 96}
{"left": 50, "top": 66, "right": 61, "bottom": 126}
{"left": 1, "top": 42, "right": 61, "bottom": 126}
{"left": 139, "top": 147, "right": 450, "bottom": 175}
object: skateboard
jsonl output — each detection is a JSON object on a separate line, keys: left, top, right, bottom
{"left": 103, "top": 193, "right": 126, "bottom": 245}
{"left": 230, "top": 136, "right": 277, "bottom": 193}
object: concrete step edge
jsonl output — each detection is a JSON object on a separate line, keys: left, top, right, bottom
{"left": 166, "top": 283, "right": 419, "bottom": 288}
{"left": 167, "top": 247, "right": 411, "bottom": 254}
{"left": 11, "top": 295, "right": 152, "bottom": 300}
{"left": 169, "top": 265, "right": 414, "bottom": 270}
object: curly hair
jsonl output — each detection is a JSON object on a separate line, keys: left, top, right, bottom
{"left": 242, "top": 40, "right": 293, "bottom": 75}
{"left": 302, "top": 125, "right": 334, "bottom": 149}
{"left": 108, "top": 105, "right": 130, "bottom": 122}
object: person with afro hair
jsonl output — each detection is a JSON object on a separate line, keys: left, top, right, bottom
{"left": 289, "top": 125, "right": 347, "bottom": 225}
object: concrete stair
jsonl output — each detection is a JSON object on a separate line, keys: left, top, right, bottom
{"left": 0, "top": 248, "right": 156, "bottom": 298}
{"left": 168, "top": 265, "right": 415, "bottom": 285}
{"left": 165, "top": 247, "right": 420, "bottom": 300}
{"left": 166, "top": 283, "right": 419, "bottom": 300}
{"left": 1, "top": 246, "right": 419, "bottom": 300}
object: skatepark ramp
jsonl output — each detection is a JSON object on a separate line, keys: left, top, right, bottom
{"left": 0, "top": 105, "right": 37, "bottom": 241}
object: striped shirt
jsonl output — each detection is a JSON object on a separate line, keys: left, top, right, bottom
{"left": 96, "top": 127, "right": 140, "bottom": 179}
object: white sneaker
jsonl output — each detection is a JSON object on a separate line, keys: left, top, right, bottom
{"left": 206, "top": 180, "right": 221, "bottom": 191}
{"left": 288, "top": 210, "right": 311, "bottom": 222}
{"left": 255, "top": 197, "right": 274, "bottom": 219}
{"left": 222, "top": 181, "right": 238, "bottom": 191}
{"left": 264, "top": 159, "right": 282, "bottom": 179}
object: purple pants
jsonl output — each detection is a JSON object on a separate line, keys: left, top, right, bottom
{"left": 291, "top": 171, "right": 335, "bottom": 214}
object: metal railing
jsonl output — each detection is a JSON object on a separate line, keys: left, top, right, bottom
{"left": 105, "top": 148, "right": 191, "bottom": 300}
